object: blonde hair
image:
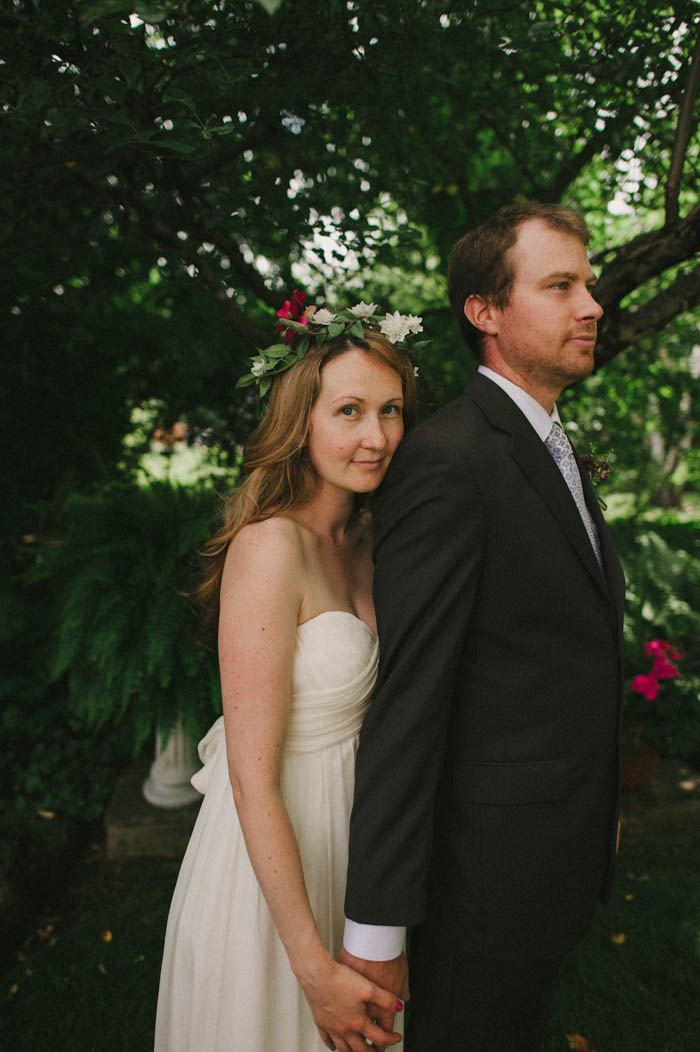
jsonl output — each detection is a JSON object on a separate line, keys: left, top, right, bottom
{"left": 192, "top": 330, "right": 416, "bottom": 636}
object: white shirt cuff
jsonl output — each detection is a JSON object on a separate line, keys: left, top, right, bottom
{"left": 343, "top": 918, "right": 406, "bottom": 961}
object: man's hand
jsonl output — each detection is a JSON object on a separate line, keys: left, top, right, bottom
{"left": 336, "top": 947, "right": 410, "bottom": 1051}
{"left": 300, "top": 955, "right": 403, "bottom": 1052}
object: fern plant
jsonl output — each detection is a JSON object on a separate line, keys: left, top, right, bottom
{"left": 613, "top": 522, "right": 700, "bottom": 653}
{"left": 30, "top": 481, "right": 225, "bottom": 754}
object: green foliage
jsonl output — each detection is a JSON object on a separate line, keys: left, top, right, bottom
{"left": 29, "top": 481, "right": 223, "bottom": 755}
{"left": 1, "top": 0, "right": 700, "bottom": 806}
{"left": 4, "top": 0, "right": 696, "bottom": 300}
{"left": 0, "top": 697, "right": 129, "bottom": 823}
{"left": 2, "top": 0, "right": 699, "bottom": 536}
{"left": 561, "top": 320, "right": 700, "bottom": 511}
{"left": 0, "top": 545, "right": 53, "bottom": 713}
{"left": 614, "top": 523, "right": 700, "bottom": 648}
{"left": 0, "top": 540, "right": 131, "bottom": 821}
{"left": 610, "top": 520, "right": 700, "bottom": 756}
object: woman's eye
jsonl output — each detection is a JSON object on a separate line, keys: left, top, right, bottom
{"left": 381, "top": 404, "right": 401, "bottom": 416}
{"left": 339, "top": 405, "right": 358, "bottom": 416}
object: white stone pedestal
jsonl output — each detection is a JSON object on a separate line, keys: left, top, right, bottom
{"left": 142, "top": 720, "right": 200, "bottom": 809}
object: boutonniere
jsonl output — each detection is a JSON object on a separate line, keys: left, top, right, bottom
{"left": 579, "top": 444, "right": 613, "bottom": 509}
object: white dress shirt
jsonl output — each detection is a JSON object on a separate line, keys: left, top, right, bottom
{"left": 343, "top": 365, "right": 560, "bottom": 961}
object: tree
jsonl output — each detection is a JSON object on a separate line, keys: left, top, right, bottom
{"left": 2, "top": 0, "right": 699, "bottom": 520}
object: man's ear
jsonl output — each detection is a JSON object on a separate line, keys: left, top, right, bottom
{"left": 464, "top": 295, "right": 499, "bottom": 336}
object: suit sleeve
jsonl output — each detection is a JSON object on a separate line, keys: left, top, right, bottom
{"left": 344, "top": 423, "right": 485, "bottom": 926}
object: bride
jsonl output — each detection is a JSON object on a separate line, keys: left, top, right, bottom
{"left": 154, "top": 295, "right": 421, "bottom": 1052}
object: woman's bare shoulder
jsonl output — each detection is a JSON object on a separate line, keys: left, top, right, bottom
{"left": 222, "top": 516, "right": 308, "bottom": 589}
{"left": 231, "top": 515, "right": 306, "bottom": 551}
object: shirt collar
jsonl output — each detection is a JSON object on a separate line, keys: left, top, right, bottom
{"left": 477, "top": 365, "right": 561, "bottom": 442}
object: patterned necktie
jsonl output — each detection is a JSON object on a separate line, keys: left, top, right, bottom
{"left": 545, "top": 422, "right": 603, "bottom": 570}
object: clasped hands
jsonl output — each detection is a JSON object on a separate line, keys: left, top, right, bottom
{"left": 313, "top": 948, "right": 409, "bottom": 1052}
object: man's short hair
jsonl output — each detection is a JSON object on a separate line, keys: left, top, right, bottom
{"left": 447, "top": 201, "right": 591, "bottom": 360}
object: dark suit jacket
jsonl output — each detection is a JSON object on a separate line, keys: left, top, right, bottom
{"left": 345, "top": 372, "right": 625, "bottom": 961}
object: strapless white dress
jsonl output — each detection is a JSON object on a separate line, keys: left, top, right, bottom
{"left": 154, "top": 611, "right": 379, "bottom": 1052}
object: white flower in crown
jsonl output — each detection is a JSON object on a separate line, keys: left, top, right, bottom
{"left": 379, "top": 311, "right": 413, "bottom": 344}
{"left": 405, "top": 314, "right": 424, "bottom": 335}
{"left": 312, "top": 308, "right": 337, "bottom": 325}
{"left": 349, "top": 301, "right": 378, "bottom": 319}
{"left": 251, "top": 359, "right": 266, "bottom": 377}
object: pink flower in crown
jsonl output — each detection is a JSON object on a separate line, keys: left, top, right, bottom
{"left": 630, "top": 674, "right": 660, "bottom": 701}
{"left": 275, "top": 290, "right": 308, "bottom": 344}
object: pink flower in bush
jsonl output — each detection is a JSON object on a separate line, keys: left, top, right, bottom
{"left": 625, "top": 640, "right": 688, "bottom": 752}
{"left": 630, "top": 673, "right": 660, "bottom": 700}
{"left": 644, "top": 639, "right": 670, "bottom": 656}
{"left": 629, "top": 639, "right": 681, "bottom": 701}
{"left": 651, "top": 655, "right": 679, "bottom": 680}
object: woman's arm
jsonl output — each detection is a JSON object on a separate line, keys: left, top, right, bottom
{"left": 219, "top": 518, "right": 401, "bottom": 1051}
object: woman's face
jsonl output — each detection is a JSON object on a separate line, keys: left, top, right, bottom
{"left": 306, "top": 348, "right": 404, "bottom": 499}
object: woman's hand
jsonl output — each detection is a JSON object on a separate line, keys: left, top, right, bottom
{"left": 298, "top": 955, "right": 403, "bottom": 1051}
{"left": 336, "top": 947, "right": 409, "bottom": 1050}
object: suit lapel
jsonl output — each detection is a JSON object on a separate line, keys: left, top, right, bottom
{"left": 466, "top": 374, "right": 612, "bottom": 601}
{"left": 574, "top": 446, "right": 626, "bottom": 623}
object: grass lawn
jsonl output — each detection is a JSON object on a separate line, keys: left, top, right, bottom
{"left": 543, "top": 841, "right": 700, "bottom": 1052}
{"left": 2, "top": 840, "right": 699, "bottom": 1052}
{"left": 1, "top": 849, "right": 180, "bottom": 1052}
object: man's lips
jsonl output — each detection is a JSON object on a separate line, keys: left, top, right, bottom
{"left": 568, "top": 332, "right": 597, "bottom": 346}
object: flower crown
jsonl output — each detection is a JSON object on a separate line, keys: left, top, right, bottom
{"left": 236, "top": 290, "right": 425, "bottom": 398}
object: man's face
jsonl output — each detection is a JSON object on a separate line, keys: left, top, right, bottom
{"left": 486, "top": 219, "right": 603, "bottom": 393}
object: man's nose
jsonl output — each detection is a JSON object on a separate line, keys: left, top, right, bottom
{"left": 581, "top": 287, "right": 604, "bottom": 321}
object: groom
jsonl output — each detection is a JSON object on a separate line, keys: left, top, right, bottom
{"left": 333, "top": 202, "right": 625, "bottom": 1051}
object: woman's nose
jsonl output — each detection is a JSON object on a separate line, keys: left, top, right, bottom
{"left": 360, "top": 415, "right": 388, "bottom": 448}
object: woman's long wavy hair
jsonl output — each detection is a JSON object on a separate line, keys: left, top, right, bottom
{"left": 192, "top": 329, "right": 417, "bottom": 639}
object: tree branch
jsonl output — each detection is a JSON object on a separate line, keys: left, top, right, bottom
{"left": 596, "top": 263, "right": 700, "bottom": 365}
{"left": 595, "top": 202, "right": 700, "bottom": 308}
{"left": 665, "top": 21, "right": 700, "bottom": 227}
{"left": 542, "top": 133, "right": 603, "bottom": 202}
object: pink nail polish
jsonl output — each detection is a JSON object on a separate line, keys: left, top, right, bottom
{"left": 395, "top": 999, "right": 403, "bottom": 1012}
